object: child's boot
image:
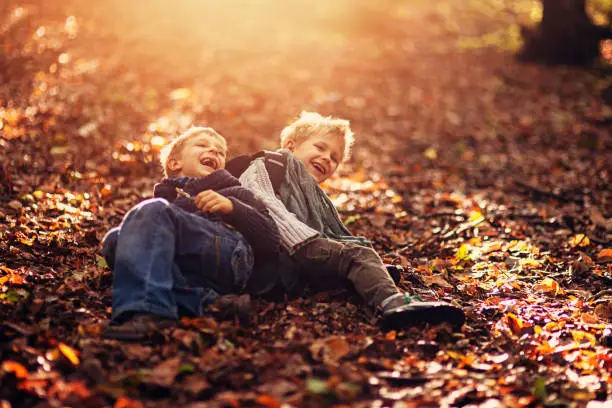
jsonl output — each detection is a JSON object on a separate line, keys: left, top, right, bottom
{"left": 214, "top": 294, "right": 251, "bottom": 323}
{"left": 103, "top": 313, "right": 176, "bottom": 341}
{"left": 380, "top": 293, "right": 465, "bottom": 330}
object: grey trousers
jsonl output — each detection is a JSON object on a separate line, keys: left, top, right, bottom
{"left": 292, "top": 238, "right": 399, "bottom": 308}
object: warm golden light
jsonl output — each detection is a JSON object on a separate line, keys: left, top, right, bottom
{"left": 83, "top": 0, "right": 355, "bottom": 58}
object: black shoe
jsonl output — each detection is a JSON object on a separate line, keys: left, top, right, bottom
{"left": 214, "top": 294, "right": 251, "bottom": 323}
{"left": 103, "top": 313, "right": 175, "bottom": 341}
{"left": 382, "top": 302, "right": 465, "bottom": 330}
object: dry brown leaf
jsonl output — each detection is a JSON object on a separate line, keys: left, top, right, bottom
{"left": 421, "top": 274, "right": 452, "bottom": 289}
{"left": 145, "top": 357, "right": 181, "bottom": 388}
{"left": 309, "top": 336, "right": 350, "bottom": 365}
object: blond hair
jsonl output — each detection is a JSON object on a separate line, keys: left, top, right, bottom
{"left": 159, "top": 127, "right": 227, "bottom": 177}
{"left": 280, "top": 111, "right": 354, "bottom": 163}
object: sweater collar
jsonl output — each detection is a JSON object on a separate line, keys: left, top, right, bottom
{"left": 154, "top": 169, "right": 239, "bottom": 199}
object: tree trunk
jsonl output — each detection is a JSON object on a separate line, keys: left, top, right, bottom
{"left": 520, "top": 0, "right": 605, "bottom": 65}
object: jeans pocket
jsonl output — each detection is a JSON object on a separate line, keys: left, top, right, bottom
{"left": 231, "top": 239, "right": 254, "bottom": 290}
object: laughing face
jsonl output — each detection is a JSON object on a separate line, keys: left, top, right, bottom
{"left": 287, "top": 133, "right": 345, "bottom": 183}
{"left": 168, "top": 133, "right": 227, "bottom": 178}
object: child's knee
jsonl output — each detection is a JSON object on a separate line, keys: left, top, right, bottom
{"left": 101, "top": 227, "right": 120, "bottom": 269}
{"left": 136, "top": 198, "right": 171, "bottom": 214}
{"left": 126, "top": 198, "right": 173, "bottom": 221}
{"left": 345, "top": 244, "right": 379, "bottom": 260}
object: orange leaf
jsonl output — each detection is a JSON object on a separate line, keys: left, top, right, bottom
{"left": 1, "top": 361, "right": 28, "bottom": 379}
{"left": 596, "top": 248, "right": 612, "bottom": 263}
{"left": 58, "top": 343, "right": 80, "bottom": 365}
{"left": 309, "top": 336, "right": 350, "bottom": 365}
{"left": 533, "top": 277, "right": 564, "bottom": 296}
{"left": 114, "top": 397, "right": 144, "bottom": 408}
{"left": 519, "top": 259, "right": 542, "bottom": 269}
{"left": 506, "top": 313, "right": 531, "bottom": 336}
{"left": 255, "top": 394, "right": 282, "bottom": 408}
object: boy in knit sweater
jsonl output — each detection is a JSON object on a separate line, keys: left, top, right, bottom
{"left": 101, "top": 127, "right": 280, "bottom": 340}
{"left": 237, "top": 112, "right": 464, "bottom": 328}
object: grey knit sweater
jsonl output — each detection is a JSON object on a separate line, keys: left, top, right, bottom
{"left": 239, "top": 157, "right": 318, "bottom": 253}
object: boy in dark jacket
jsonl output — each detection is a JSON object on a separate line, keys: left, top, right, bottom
{"left": 102, "top": 127, "right": 279, "bottom": 340}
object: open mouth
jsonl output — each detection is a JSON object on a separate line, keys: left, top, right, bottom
{"left": 311, "top": 161, "right": 326, "bottom": 175}
{"left": 200, "top": 157, "right": 217, "bottom": 170}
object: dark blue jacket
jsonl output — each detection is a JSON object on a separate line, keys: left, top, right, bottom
{"left": 153, "top": 170, "right": 280, "bottom": 294}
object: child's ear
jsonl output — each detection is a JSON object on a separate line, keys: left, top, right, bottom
{"left": 285, "top": 140, "right": 295, "bottom": 152}
{"left": 167, "top": 158, "right": 182, "bottom": 173}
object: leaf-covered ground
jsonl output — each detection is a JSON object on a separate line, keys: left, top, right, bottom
{"left": 1, "top": 1, "right": 611, "bottom": 407}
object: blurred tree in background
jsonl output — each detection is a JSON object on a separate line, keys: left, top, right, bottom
{"left": 520, "top": 0, "right": 612, "bottom": 64}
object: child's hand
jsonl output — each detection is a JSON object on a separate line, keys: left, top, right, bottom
{"left": 194, "top": 190, "right": 233, "bottom": 215}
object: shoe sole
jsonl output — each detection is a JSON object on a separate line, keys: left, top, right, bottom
{"left": 103, "top": 320, "right": 175, "bottom": 342}
{"left": 382, "top": 303, "right": 465, "bottom": 330}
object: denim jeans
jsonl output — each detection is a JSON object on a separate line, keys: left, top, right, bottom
{"left": 292, "top": 238, "right": 399, "bottom": 308}
{"left": 101, "top": 198, "right": 253, "bottom": 321}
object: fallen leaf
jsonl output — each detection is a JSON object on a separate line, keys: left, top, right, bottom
{"left": 255, "top": 394, "right": 282, "bottom": 408}
{"left": 144, "top": 357, "right": 181, "bottom": 388}
{"left": 2, "top": 361, "right": 28, "bottom": 379}
{"left": 369, "top": 213, "right": 387, "bottom": 228}
{"left": 58, "top": 343, "right": 80, "bottom": 365}
{"left": 182, "top": 375, "right": 211, "bottom": 395}
{"left": 486, "top": 353, "right": 509, "bottom": 364}
{"left": 569, "top": 234, "right": 590, "bottom": 248}
{"left": 533, "top": 277, "right": 564, "bottom": 296}
{"left": 533, "top": 377, "right": 547, "bottom": 400}
{"left": 114, "top": 397, "right": 144, "bottom": 408}
{"left": 309, "top": 336, "right": 350, "bottom": 365}
{"left": 424, "top": 147, "right": 437, "bottom": 160}
{"left": 421, "top": 274, "right": 452, "bottom": 289}
{"left": 455, "top": 244, "right": 471, "bottom": 262}
{"left": 588, "top": 207, "right": 612, "bottom": 231}
{"left": 8, "top": 200, "right": 22, "bottom": 211}
{"left": 519, "top": 258, "right": 542, "bottom": 269}
{"left": 596, "top": 249, "right": 612, "bottom": 263}
{"left": 306, "top": 378, "right": 329, "bottom": 395}
{"left": 506, "top": 313, "right": 532, "bottom": 336}
{"left": 571, "top": 331, "right": 597, "bottom": 346}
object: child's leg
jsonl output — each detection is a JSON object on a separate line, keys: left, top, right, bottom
{"left": 111, "top": 198, "right": 252, "bottom": 322}
{"left": 293, "top": 238, "right": 465, "bottom": 328}
{"left": 293, "top": 238, "right": 398, "bottom": 308}
{"left": 101, "top": 227, "right": 120, "bottom": 269}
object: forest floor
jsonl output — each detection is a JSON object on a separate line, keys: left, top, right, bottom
{"left": 0, "top": 1, "right": 611, "bottom": 407}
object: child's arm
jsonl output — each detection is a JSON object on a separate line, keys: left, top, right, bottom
{"left": 194, "top": 188, "right": 280, "bottom": 256}
{"left": 194, "top": 190, "right": 233, "bottom": 215}
{"left": 239, "top": 158, "right": 319, "bottom": 254}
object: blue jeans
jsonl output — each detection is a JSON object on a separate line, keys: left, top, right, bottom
{"left": 101, "top": 198, "right": 253, "bottom": 321}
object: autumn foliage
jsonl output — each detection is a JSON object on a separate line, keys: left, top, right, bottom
{"left": 1, "top": 1, "right": 611, "bottom": 407}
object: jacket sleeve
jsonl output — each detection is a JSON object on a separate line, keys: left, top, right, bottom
{"left": 220, "top": 187, "right": 280, "bottom": 257}
{"left": 238, "top": 159, "right": 319, "bottom": 254}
